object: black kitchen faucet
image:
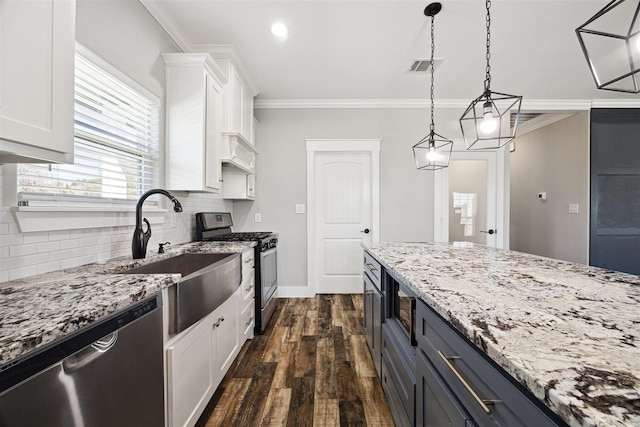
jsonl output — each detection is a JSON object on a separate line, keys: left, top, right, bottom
{"left": 132, "top": 189, "right": 182, "bottom": 259}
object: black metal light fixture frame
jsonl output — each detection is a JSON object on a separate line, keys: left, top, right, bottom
{"left": 459, "top": 0, "right": 522, "bottom": 151}
{"left": 576, "top": 0, "right": 640, "bottom": 93}
{"left": 413, "top": 2, "right": 453, "bottom": 171}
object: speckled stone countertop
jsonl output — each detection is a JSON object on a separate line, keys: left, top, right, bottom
{"left": 0, "top": 241, "right": 255, "bottom": 367}
{"left": 364, "top": 242, "right": 640, "bottom": 427}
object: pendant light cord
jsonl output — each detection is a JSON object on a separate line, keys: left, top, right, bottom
{"left": 484, "top": 0, "right": 492, "bottom": 93}
{"left": 429, "top": 14, "right": 436, "bottom": 135}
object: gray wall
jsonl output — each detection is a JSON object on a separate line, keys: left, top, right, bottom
{"left": 509, "top": 112, "right": 589, "bottom": 264}
{"left": 234, "top": 108, "right": 441, "bottom": 290}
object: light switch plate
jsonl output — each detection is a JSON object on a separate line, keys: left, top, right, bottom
{"left": 569, "top": 204, "right": 579, "bottom": 214}
{"left": 295, "top": 204, "right": 305, "bottom": 214}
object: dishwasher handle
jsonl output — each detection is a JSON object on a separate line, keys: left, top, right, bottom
{"left": 62, "top": 332, "right": 118, "bottom": 373}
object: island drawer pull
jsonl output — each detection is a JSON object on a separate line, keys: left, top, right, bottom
{"left": 365, "top": 263, "right": 378, "bottom": 272}
{"left": 437, "top": 350, "right": 494, "bottom": 415}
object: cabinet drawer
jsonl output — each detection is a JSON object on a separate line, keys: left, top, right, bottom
{"left": 416, "top": 350, "right": 475, "bottom": 427}
{"left": 416, "top": 301, "right": 560, "bottom": 427}
{"left": 381, "top": 324, "right": 415, "bottom": 425}
{"left": 382, "top": 357, "right": 413, "bottom": 427}
{"left": 241, "top": 299, "right": 254, "bottom": 340}
{"left": 241, "top": 273, "right": 255, "bottom": 302}
{"left": 363, "top": 251, "right": 382, "bottom": 291}
{"left": 242, "top": 250, "right": 255, "bottom": 274}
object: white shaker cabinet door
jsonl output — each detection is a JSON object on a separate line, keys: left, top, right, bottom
{"left": 166, "top": 318, "right": 214, "bottom": 427}
{"left": 0, "top": 0, "right": 75, "bottom": 163}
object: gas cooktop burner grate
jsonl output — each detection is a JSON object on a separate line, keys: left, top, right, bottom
{"left": 207, "top": 232, "right": 274, "bottom": 242}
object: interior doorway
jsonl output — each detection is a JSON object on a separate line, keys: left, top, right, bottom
{"left": 434, "top": 148, "right": 509, "bottom": 248}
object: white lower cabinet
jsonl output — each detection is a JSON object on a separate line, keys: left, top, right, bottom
{"left": 166, "top": 288, "right": 241, "bottom": 427}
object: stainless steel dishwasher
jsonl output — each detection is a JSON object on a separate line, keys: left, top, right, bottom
{"left": 0, "top": 293, "right": 164, "bottom": 427}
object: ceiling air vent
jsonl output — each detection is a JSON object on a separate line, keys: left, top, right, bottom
{"left": 408, "top": 58, "right": 443, "bottom": 73}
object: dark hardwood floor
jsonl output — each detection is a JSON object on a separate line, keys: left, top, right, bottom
{"left": 195, "top": 294, "right": 395, "bottom": 427}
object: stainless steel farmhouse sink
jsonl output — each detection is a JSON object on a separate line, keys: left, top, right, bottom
{"left": 120, "top": 253, "right": 241, "bottom": 334}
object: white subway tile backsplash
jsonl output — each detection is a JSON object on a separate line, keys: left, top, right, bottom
{"left": 37, "top": 241, "right": 61, "bottom": 253}
{"left": 22, "top": 253, "right": 50, "bottom": 267}
{"left": 0, "top": 186, "right": 232, "bottom": 284}
{"left": 9, "top": 266, "right": 38, "bottom": 281}
{"left": 23, "top": 233, "right": 49, "bottom": 244}
{"left": 37, "top": 261, "right": 62, "bottom": 275}
{"left": 48, "top": 230, "right": 70, "bottom": 241}
{"left": 0, "top": 257, "right": 23, "bottom": 270}
{"left": 9, "top": 244, "right": 38, "bottom": 258}
{"left": 49, "top": 249, "right": 73, "bottom": 262}
{"left": 60, "top": 257, "right": 81, "bottom": 270}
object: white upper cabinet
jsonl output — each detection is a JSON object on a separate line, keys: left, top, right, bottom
{"left": 163, "top": 53, "right": 227, "bottom": 193}
{"left": 213, "top": 57, "right": 256, "bottom": 146}
{"left": 204, "top": 48, "right": 258, "bottom": 174}
{"left": 0, "top": 0, "right": 75, "bottom": 163}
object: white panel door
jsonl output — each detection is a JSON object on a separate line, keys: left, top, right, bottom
{"left": 314, "top": 152, "right": 372, "bottom": 293}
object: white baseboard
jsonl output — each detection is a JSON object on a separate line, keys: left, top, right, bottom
{"left": 277, "top": 286, "right": 315, "bottom": 298}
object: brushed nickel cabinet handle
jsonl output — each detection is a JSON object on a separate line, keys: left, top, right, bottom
{"left": 213, "top": 321, "right": 220, "bottom": 328}
{"left": 437, "top": 350, "right": 494, "bottom": 414}
{"left": 365, "top": 263, "right": 378, "bottom": 272}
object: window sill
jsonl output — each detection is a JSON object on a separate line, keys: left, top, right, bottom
{"left": 11, "top": 206, "right": 167, "bottom": 233}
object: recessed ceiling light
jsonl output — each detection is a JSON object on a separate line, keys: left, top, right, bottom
{"left": 271, "top": 22, "right": 289, "bottom": 40}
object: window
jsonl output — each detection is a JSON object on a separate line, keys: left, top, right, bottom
{"left": 17, "top": 47, "right": 159, "bottom": 203}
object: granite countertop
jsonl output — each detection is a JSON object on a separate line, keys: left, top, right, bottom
{"left": 364, "top": 242, "right": 640, "bottom": 427}
{"left": 0, "top": 241, "right": 255, "bottom": 367}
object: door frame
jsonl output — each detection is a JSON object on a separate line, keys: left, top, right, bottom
{"left": 306, "top": 139, "right": 380, "bottom": 295}
{"left": 433, "top": 147, "right": 510, "bottom": 249}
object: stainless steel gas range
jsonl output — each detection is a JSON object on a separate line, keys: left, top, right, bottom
{"left": 195, "top": 212, "right": 277, "bottom": 335}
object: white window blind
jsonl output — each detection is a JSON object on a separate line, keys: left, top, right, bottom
{"left": 17, "top": 50, "right": 159, "bottom": 202}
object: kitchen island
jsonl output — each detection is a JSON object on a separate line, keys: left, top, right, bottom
{"left": 0, "top": 240, "right": 254, "bottom": 366}
{"left": 364, "top": 242, "right": 640, "bottom": 427}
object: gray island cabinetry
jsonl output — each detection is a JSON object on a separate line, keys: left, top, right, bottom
{"left": 363, "top": 242, "right": 640, "bottom": 427}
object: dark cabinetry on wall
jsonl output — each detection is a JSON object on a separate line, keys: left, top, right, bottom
{"left": 362, "top": 250, "right": 566, "bottom": 427}
{"left": 590, "top": 108, "right": 640, "bottom": 275}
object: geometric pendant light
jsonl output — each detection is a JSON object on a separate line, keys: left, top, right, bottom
{"left": 413, "top": 2, "right": 453, "bottom": 171}
{"left": 459, "top": 0, "right": 523, "bottom": 150}
{"left": 576, "top": 0, "right": 640, "bottom": 93}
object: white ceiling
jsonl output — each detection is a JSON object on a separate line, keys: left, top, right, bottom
{"left": 142, "top": 0, "right": 639, "bottom": 106}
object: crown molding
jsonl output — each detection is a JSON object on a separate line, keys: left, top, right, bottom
{"left": 255, "top": 99, "right": 455, "bottom": 109}
{"left": 191, "top": 44, "right": 258, "bottom": 96}
{"left": 140, "top": 0, "right": 192, "bottom": 52}
{"left": 255, "top": 98, "right": 640, "bottom": 110}
{"left": 591, "top": 99, "right": 640, "bottom": 108}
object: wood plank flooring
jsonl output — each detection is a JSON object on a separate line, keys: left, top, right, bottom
{"left": 195, "top": 294, "right": 395, "bottom": 427}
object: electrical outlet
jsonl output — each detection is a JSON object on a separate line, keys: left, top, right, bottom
{"left": 295, "top": 204, "right": 305, "bottom": 214}
{"left": 569, "top": 204, "right": 579, "bottom": 214}
{"left": 255, "top": 213, "right": 262, "bottom": 223}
